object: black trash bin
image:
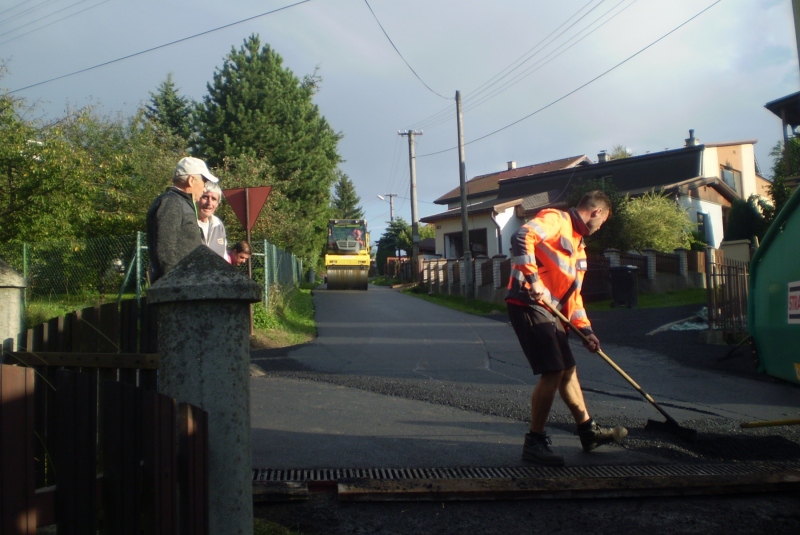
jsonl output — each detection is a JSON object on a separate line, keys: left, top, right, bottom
{"left": 307, "top": 269, "right": 316, "bottom": 283}
{"left": 609, "top": 265, "right": 638, "bottom": 308}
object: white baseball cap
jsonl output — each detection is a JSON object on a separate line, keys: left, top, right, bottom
{"left": 175, "top": 157, "right": 219, "bottom": 183}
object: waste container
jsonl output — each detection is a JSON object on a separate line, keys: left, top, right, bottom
{"left": 610, "top": 265, "right": 638, "bottom": 308}
{"left": 748, "top": 185, "right": 800, "bottom": 384}
{"left": 307, "top": 269, "right": 316, "bottom": 283}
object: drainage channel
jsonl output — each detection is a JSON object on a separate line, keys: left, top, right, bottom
{"left": 252, "top": 462, "right": 800, "bottom": 501}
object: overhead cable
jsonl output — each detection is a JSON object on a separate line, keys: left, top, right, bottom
{"left": 8, "top": 0, "right": 313, "bottom": 94}
{"left": 362, "top": 0, "right": 450, "bottom": 100}
{"left": 418, "top": 0, "right": 722, "bottom": 158}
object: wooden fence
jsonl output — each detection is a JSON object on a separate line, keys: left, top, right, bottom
{"left": 1, "top": 299, "right": 209, "bottom": 534}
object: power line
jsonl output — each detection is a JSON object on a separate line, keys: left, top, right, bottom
{"left": 460, "top": 0, "right": 638, "bottom": 118}
{"left": 0, "top": 0, "right": 59, "bottom": 28}
{"left": 0, "top": 0, "right": 101, "bottom": 39}
{"left": 362, "top": 0, "right": 450, "bottom": 100}
{"left": 7, "top": 0, "right": 313, "bottom": 94}
{"left": 0, "top": 0, "right": 109, "bottom": 46}
{"left": 418, "top": 0, "right": 722, "bottom": 158}
{"left": 0, "top": 1, "right": 35, "bottom": 19}
{"left": 409, "top": 0, "right": 605, "bottom": 131}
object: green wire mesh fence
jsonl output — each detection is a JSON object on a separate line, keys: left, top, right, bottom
{"left": 0, "top": 232, "right": 303, "bottom": 309}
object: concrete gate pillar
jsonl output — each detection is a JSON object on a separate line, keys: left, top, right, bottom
{"left": 148, "top": 246, "right": 262, "bottom": 535}
{"left": 0, "top": 258, "right": 26, "bottom": 352}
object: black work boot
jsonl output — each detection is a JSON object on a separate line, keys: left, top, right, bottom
{"left": 577, "top": 419, "right": 628, "bottom": 452}
{"left": 522, "top": 432, "right": 565, "bottom": 466}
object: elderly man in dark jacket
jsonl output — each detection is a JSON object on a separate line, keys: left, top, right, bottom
{"left": 146, "top": 157, "right": 220, "bottom": 283}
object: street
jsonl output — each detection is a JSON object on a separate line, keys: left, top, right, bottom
{"left": 250, "top": 284, "right": 800, "bottom": 534}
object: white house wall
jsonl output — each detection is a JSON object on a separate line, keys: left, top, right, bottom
{"left": 680, "top": 195, "right": 725, "bottom": 248}
{"left": 496, "top": 207, "right": 521, "bottom": 258}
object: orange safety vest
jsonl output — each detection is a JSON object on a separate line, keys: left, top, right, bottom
{"left": 505, "top": 208, "right": 593, "bottom": 335}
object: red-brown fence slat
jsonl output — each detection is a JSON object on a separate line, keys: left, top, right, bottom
{"left": 97, "top": 302, "right": 120, "bottom": 353}
{"left": 1, "top": 365, "right": 36, "bottom": 535}
{"left": 140, "top": 298, "right": 159, "bottom": 354}
{"left": 55, "top": 370, "right": 97, "bottom": 534}
{"left": 142, "top": 391, "right": 178, "bottom": 535}
{"left": 101, "top": 381, "right": 142, "bottom": 535}
{"left": 180, "top": 403, "right": 209, "bottom": 535}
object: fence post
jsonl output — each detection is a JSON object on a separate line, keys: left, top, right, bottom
{"left": 264, "top": 240, "right": 271, "bottom": 311}
{"left": 675, "top": 248, "right": 689, "bottom": 280}
{"left": 22, "top": 243, "right": 29, "bottom": 309}
{"left": 642, "top": 249, "right": 657, "bottom": 280}
{"left": 603, "top": 249, "right": 620, "bottom": 268}
{"left": 492, "top": 255, "right": 507, "bottom": 289}
{"left": 136, "top": 231, "right": 143, "bottom": 305}
{"left": 148, "top": 246, "right": 261, "bottom": 535}
{"left": 705, "top": 246, "right": 715, "bottom": 333}
{"left": 0, "top": 258, "right": 26, "bottom": 352}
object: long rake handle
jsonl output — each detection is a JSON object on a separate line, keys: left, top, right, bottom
{"left": 539, "top": 300, "right": 680, "bottom": 425}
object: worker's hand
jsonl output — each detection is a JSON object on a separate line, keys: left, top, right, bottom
{"left": 582, "top": 333, "right": 601, "bottom": 353}
{"left": 528, "top": 280, "right": 546, "bottom": 301}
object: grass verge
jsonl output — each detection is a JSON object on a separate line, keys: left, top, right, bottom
{"left": 401, "top": 285, "right": 506, "bottom": 315}
{"left": 402, "top": 285, "right": 707, "bottom": 317}
{"left": 250, "top": 283, "right": 317, "bottom": 350}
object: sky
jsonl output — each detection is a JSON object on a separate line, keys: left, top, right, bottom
{"left": 2, "top": 0, "right": 798, "bottom": 243}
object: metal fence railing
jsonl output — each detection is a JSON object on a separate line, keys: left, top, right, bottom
{"left": 0, "top": 232, "right": 303, "bottom": 309}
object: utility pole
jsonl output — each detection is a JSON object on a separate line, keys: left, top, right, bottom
{"left": 377, "top": 193, "right": 397, "bottom": 221}
{"left": 456, "top": 91, "right": 473, "bottom": 301}
{"left": 399, "top": 130, "right": 422, "bottom": 281}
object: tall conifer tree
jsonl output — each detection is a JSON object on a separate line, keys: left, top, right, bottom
{"left": 193, "top": 35, "right": 342, "bottom": 262}
{"left": 331, "top": 170, "right": 363, "bottom": 219}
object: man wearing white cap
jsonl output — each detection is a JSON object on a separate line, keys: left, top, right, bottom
{"left": 146, "top": 156, "right": 220, "bottom": 282}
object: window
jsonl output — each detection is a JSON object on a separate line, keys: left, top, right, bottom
{"left": 697, "top": 212, "right": 707, "bottom": 242}
{"left": 720, "top": 166, "right": 741, "bottom": 193}
{"left": 444, "top": 228, "right": 488, "bottom": 259}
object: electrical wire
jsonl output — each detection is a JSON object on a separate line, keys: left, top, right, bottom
{"left": 362, "top": 0, "right": 450, "bottom": 100}
{"left": 460, "top": 0, "right": 638, "bottom": 118}
{"left": 417, "top": 0, "right": 722, "bottom": 158}
{"left": 409, "top": 0, "right": 605, "bottom": 131}
{"left": 0, "top": 1, "right": 36, "bottom": 19}
{"left": 0, "top": 0, "right": 59, "bottom": 28}
{"left": 0, "top": 0, "right": 101, "bottom": 40}
{"left": 7, "top": 0, "right": 313, "bottom": 94}
{"left": 0, "top": 0, "right": 109, "bottom": 46}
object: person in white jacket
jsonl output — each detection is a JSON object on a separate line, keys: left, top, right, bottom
{"left": 197, "top": 181, "right": 228, "bottom": 259}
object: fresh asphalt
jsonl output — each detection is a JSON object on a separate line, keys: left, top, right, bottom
{"left": 249, "top": 284, "right": 800, "bottom": 470}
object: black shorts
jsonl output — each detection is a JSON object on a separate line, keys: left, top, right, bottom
{"left": 507, "top": 302, "right": 575, "bottom": 375}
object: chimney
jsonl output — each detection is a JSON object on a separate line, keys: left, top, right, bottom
{"left": 685, "top": 129, "right": 699, "bottom": 147}
{"left": 598, "top": 150, "right": 608, "bottom": 163}
{"left": 507, "top": 161, "right": 516, "bottom": 170}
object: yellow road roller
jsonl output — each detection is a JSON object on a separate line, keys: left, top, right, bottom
{"left": 325, "top": 219, "right": 370, "bottom": 290}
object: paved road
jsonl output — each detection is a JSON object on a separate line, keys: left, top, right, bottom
{"left": 250, "top": 284, "right": 800, "bottom": 534}
{"left": 251, "top": 285, "right": 800, "bottom": 466}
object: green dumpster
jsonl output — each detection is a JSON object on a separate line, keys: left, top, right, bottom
{"left": 748, "top": 185, "right": 800, "bottom": 384}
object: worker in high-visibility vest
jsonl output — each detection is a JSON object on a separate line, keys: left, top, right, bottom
{"left": 506, "top": 190, "right": 627, "bottom": 466}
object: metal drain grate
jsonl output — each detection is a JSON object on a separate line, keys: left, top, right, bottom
{"left": 253, "top": 461, "right": 800, "bottom": 483}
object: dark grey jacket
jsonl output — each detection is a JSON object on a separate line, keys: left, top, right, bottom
{"left": 146, "top": 187, "right": 202, "bottom": 282}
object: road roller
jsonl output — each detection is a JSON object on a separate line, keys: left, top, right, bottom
{"left": 325, "top": 219, "right": 370, "bottom": 290}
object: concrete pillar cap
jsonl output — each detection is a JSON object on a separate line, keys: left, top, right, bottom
{"left": 0, "top": 258, "right": 26, "bottom": 289}
{"left": 147, "top": 246, "right": 262, "bottom": 305}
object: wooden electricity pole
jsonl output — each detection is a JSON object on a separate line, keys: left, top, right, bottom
{"left": 456, "top": 91, "right": 473, "bottom": 301}
{"left": 399, "top": 130, "right": 422, "bottom": 281}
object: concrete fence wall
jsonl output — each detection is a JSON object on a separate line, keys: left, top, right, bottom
{"left": 421, "top": 247, "right": 718, "bottom": 305}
